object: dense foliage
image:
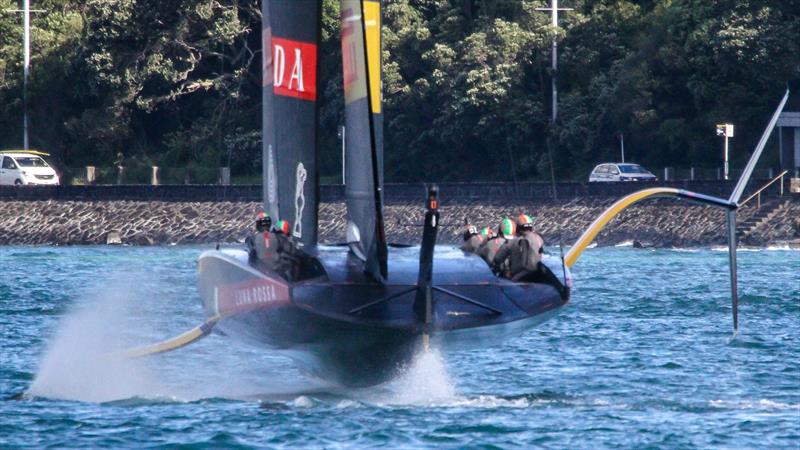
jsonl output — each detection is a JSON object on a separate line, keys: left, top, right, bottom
{"left": 0, "top": 0, "right": 797, "bottom": 182}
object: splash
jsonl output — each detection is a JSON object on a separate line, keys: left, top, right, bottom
{"left": 711, "top": 245, "right": 799, "bottom": 252}
{"left": 382, "top": 347, "right": 459, "bottom": 406}
{"left": 709, "top": 399, "right": 800, "bottom": 411}
{"left": 356, "top": 347, "right": 584, "bottom": 409}
{"left": 27, "top": 279, "right": 161, "bottom": 403}
{"left": 766, "top": 244, "right": 800, "bottom": 251}
{"left": 26, "top": 270, "right": 318, "bottom": 404}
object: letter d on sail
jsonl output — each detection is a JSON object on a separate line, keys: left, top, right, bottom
{"left": 273, "top": 44, "right": 285, "bottom": 88}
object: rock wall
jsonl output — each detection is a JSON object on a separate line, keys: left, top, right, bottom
{"left": 1, "top": 197, "right": 798, "bottom": 247}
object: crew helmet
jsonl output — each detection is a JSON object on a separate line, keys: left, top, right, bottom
{"left": 517, "top": 214, "right": 534, "bottom": 233}
{"left": 480, "top": 227, "right": 495, "bottom": 239}
{"left": 255, "top": 211, "right": 272, "bottom": 232}
{"left": 462, "top": 224, "right": 479, "bottom": 241}
{"left": 275, "top": 220, "right": 290, "bottom": 235}
{"left": 498, "top": 218, "right": 516, "bottom": 237}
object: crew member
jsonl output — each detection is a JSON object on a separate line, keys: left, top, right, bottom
{"left": 474, "top": 227, "right": 493, "bottom": 254}
{"left": 478, "top": 218, "right": 515, "bottom": 272}
{"left": 460, "top": 225, "right": 485, "bottom": 253}
{"left": 498, "top": 217, "right": 516, "bottom": 240}
{"left": 490, "top": 217, "right": 518, "bottom": 277}
{"left": 272, "top": 219, "right": 303, "bottom": 280}
{"left": 516, "top": 213, "right": 545, "bottom": 255}
{"left": 246, "top": 211, "right": 276, "bottom": 265}
{"left": 493, "top": 214, "right": 544, "bottom": 281}
{"left": 245, "top": 213, "right": 300, "bottom": 280}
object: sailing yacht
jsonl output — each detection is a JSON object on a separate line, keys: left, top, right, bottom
{"left": 127, "top": 0, "right": 783, "bottom": 387}
{"left": 195, "top": 0, "right": 569, "bottom": 387}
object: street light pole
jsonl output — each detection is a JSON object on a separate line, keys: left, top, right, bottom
{"left": 724, "top": 135, "right": 729, "bottom": 180}
{"left": 716, "top": 123, "right": 734, "bottom": 180}
{"left": 3, "top": 0, "right": 46, "bottom": 150}
{"left": 536, "top": 0, "right": 573, "bottom": 200}
{"left": 22, "top": 0, "right": 30, "bottom": 150}
{"left": 537, "top": 0, "right": 573, "bottom": 125}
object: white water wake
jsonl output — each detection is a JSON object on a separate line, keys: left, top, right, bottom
{"left": 27, "top": 277, "right": 161, "bottom": 403}
{"left": 384, "top": 347, "right": 459, "bottom": 405}
{"left": 26, "top": 272, "right": 302, "bottom": 404}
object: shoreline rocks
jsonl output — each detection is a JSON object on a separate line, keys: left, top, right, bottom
{"left": 1, "top": 197, "right": 798, "bottom": 248}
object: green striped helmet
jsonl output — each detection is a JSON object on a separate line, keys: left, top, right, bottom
{"left": 498, "top": 218, "right": 516, "bottom": 237}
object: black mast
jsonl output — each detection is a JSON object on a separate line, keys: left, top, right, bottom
{"left": 262, "top": 0, "right": 321, "bottom": 249}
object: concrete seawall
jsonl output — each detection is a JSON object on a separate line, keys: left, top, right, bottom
{"left": 1, "top": 196, "right": 798, "bottom": 247}
{"left": 0, "top": 179, "right": 755, "bottom": 202}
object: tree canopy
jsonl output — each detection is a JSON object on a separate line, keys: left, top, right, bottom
{"left": 0, "top": 0, "right": 797, "bottom": 182}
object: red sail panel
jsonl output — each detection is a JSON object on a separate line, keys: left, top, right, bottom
{"left": 272, "top": 37, "right": 318, "bottom": 101}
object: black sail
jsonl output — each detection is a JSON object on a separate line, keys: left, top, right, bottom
{"left": 341, "top": 0, "right": 387, "bottom": 282}
{"left": 262, "top": 0, "right": 321, "bottom": 249}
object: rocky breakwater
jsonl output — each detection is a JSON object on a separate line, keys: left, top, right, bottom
{"left": 0, "top": 197, "right": 798, "bottom": 247}
{"left": 0, "top": 201, "right": 261, "bottom": 246}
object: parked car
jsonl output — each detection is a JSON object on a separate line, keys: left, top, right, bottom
{"left": 0, "top": 151, "right": 60, "bottom": 186}
{"left": 588, "top": 163, "right": 657, "bottom": 182}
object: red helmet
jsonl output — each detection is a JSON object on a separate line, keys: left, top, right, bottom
{"left": 517, "top": 214, "right": 534, "bottom": 233}
{"left": 255, "top": 211, "right": 272, "bottom": 232}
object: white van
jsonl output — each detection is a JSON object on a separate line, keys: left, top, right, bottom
{"left": 0, "top": 151, "right": 60, "bottom": 186}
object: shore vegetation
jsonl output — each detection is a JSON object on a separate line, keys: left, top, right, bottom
{"left": 0, "top": 0, "right": 797, "bottom": 182}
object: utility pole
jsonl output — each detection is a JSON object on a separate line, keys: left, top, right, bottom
{"left": 620, "top": 132, "right": 625, "bottom": 163}
{"left": 716, "top": 123, "right": 734, "bottom": 180}
{"left": 537, "top": 0, "right": 572, "bottom": 200}
{"left": 3, "top": 1, "right": 46, "bottom": 150}
{"left": 537, "top": 0, "right": 573, "bottom": 124}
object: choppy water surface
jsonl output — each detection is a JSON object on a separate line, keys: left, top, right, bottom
{"left": 1, "top": 246, "right": 798, "bottom": 448}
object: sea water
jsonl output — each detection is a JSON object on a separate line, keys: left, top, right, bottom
{"left": 1, "top": 246, "right": 798, "bottom": 448}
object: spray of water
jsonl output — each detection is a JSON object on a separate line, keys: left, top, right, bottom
{"left": 27, "top": 278, "right": 161, "bottom": 403}
{"left": 381, "top": 346, "right": 460, "bottom": 406}
{"left": 26, "top": 271, "right": 321, "bottom": 403}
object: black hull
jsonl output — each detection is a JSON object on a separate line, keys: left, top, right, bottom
{"left": 197, "top": 246, "right": 569, "bottom": 387}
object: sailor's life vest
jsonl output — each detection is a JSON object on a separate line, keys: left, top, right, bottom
{"left": 519, "top": 231, "right": 544, "bottom": 271}
{"left": 492, "top": 232, "right": 543, "bottom": 278}
{"left": 246, "top": 231, "right": 300, "bottom": 277}
{"left": 461, "top": 233, "right": 485, "bottom": 253}
{"left": 477, "top": 236, "right": 506, "bottom": 267}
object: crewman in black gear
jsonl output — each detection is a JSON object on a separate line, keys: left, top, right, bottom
{"left": 460, "top": 224, "right": 485, "bottom": 253}
{"left": 479, "top": 218, "right": 515, "bottom": 274}
{"left": 246, "top": 213, "right": 301, "bottom": 280}
{"left": 493, "top": 214, "right": 543, "bottom": 281}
